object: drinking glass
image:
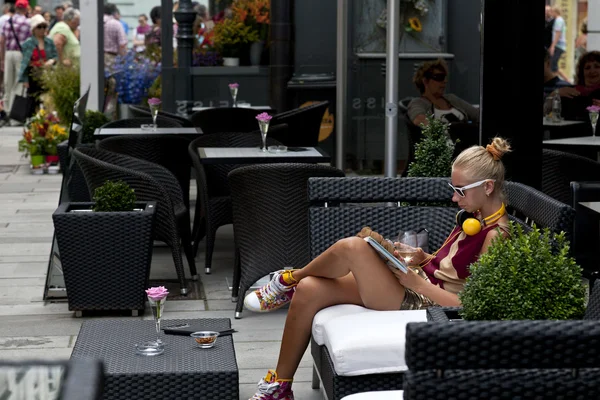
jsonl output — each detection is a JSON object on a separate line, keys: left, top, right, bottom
{"left": 590, "top": 112, "right": 598, "bottom": 138}
{"left": 395, "top": 231, "right": 418, "bottom": 267}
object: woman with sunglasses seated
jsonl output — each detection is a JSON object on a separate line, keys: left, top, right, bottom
{"left": 243, "top": 138, "right": 511, "bottom": 400}
{"left": 407, "top": 58, "right": 480, "bottom": 127}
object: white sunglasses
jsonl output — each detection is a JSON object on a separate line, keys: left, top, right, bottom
{"left": 448, "top": 179, "right": 494, "bottom": 197}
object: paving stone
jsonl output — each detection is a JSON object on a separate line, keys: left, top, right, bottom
{"left": 0, "top": 335, "right": 71, "bottom": 350}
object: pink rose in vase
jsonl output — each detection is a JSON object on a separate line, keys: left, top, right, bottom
{"left": 146, "top": 286, "right": 169, "bottom": 344}
{"left": 255, "top": 113, "right": 273, "bottom": 151}
{"left": 228, "top": 83, "right": 239, "bottom": 107}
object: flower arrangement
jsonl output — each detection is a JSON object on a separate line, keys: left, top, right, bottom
{"left": 146, "top": 286, "right": 169, "bottom": 302}
{"left": 232, "top": 0, "right": 270, "bottom": 41}
{"left": 404, "top": 0, "right": 430, "bottom": 16}
{"left": 255, "top": 112, "right": 272, "bottom": 123}
{"left": 587, "top": 105, "right": 600, "bottom": 113}
{"left": 108, "top": 51, "right": 161, "bottom": 105}
{"left": 18, "top": 108, "right": 67, "bottom": 159}
{"left": 39, "top": 61, "right": 80, "bottom": 124}
{"left": 212, "top": 17, "right": 259, "bottom": 58}
{"left": 148, "top": 97, "right": 161, "bottom": 107}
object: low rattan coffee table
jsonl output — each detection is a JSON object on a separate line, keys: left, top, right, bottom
{"left": 71, "top": 318, "right": 238, "bottom": 400}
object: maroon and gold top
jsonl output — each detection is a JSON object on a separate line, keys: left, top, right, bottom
{"left": 422, "top": 223, "right": 508, "bottom": 294}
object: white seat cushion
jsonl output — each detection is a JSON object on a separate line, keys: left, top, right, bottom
{"left": 341, "top": 391, "right": 404, "bottom": 400}
{"left": 321, "top": 309, "right": 427, "bottom": 376}
{"left": 312, "top": 304, "right": 370, "bottom": 345}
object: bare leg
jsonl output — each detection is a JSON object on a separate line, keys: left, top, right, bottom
{"left": 275, "top": 237, "right": 406, "bottom": 379}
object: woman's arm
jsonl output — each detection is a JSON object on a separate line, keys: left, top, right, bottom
{"left": 392, "top": 268, "right": 461, "bottom": 306}
{"left": 447, "top": 94, "right": 480, "bottom": 123}
{"left": 17, "top": 40, "right": 34, "bottom": 84}
{"left": 407, "top": 97, "right": 430, "bottom": 127}
{"left": 52, "top": 33, "right": 66, "bottom": 64}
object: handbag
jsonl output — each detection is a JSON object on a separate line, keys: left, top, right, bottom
{"left": 9, "top": 88, "right": 35, "bottom": 123}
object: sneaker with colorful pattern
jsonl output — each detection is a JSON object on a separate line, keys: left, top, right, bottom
{"left": 244, "top": 270, "right": 297, "bottom": 312}
{"left": 249, "top": 369, "right": 294, "bottom": 400}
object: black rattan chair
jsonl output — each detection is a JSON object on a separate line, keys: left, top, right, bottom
{"left": 571, "top": 181, "right": 600, "bottom": 286}
{"left": 269, "top": 101, "right": 329, "bottom": 147}
{"left": 190, "top": 108, "right": 263, "bottom": 134}
{"left": 403, "top": 319, "right": 600, "bottom": 399}
{"left": 542, "top": 148, "right": 600, "bottom": 204}
{"left": 0, "top": 359, "right": 104, "bottom": 400}
{"left": 97, "top": 135, "right": 193, "bottom": 210}
{"left": 129, "top": 105, "right": 194, "bottom": 128}
{"left": 72, "top": 147, "right": 197, "bottom": 294}
{"left": 229, "top": 163, "right": 344, "bottom": 318}
{"left": 187, "top": 129, "right": 285, "bottom": 274}
{"left": 100, "top": 117, "right": 182, "bottom": 129}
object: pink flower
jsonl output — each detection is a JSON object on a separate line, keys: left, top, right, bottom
{"left": 145, "top": 286, "right": 169, "bottom": 301}
{"left": 256, "top": 112, "right": 272, "bottom": 122}
{"left": 228, "top": 83, "right": 239, "bottom": 89}
{"left": 587, "top": 105, "right": 600, "bottom": 113}
{"left": 148, "top": 97, "right": 161, "bottom": 106}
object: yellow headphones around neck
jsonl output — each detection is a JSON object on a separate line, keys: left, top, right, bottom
{"left": 456, "top": 203, "right": 506, "bottom": 236}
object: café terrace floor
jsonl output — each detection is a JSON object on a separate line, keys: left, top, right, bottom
{"left": 0, "top": 126, "right": 321, "bottom": 400}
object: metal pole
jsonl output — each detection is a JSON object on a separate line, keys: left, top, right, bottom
{"left": 79, "top": 0, "right": 103, "bottom": 110}
{"left": 384, "top": 0, "right": 400, "bottom": 177}
{"left": 335, "top": 0, "right": 348, "bottom": 171}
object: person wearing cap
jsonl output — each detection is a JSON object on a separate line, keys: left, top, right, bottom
{"left": 48, "top": 7, "right": 79, "bottom": 66}
{"left": 18, "top": 14, "right": 56, "bottom": 110}
{"left": 0, "top": 0, "right": 31, "bottom": 121}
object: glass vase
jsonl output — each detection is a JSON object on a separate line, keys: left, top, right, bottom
{"left": 258, "top": 121, "right": 269, "bottom": 152}
{"left": 148, "top": 296, "right": 166, "bottom": 344}
{"left": 590, "top": 112, "right": 598, "bottom": 138}
{"left": 230, "top": 86, "right": 238, "bottom": 107}
{"left": 149, "top": 104, "right": 160, "bottom": 130}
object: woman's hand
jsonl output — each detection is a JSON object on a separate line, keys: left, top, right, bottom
{"left": 392, "top": 243, "right": 427, "bottom": 265}
{"left": 44, "top": 59, "right": 55, "bottom": 68}
{"left": 558, "top": 87, "right": 580, "bottom": 98}
{"left": 62, "top": 59, "right": 72, "bottom": 67}
{"left": 389, "top": 267, "right": 426, "bottom": 292}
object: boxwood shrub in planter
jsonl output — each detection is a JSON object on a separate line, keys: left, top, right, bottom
{"left": 52, "top": 181, "right": 156, "bottom": 316}
{"left": 429, "top": 222, "right": 586, "bottom": 322}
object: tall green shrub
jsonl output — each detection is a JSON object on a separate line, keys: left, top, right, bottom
{"left": 81, "top": 110, "right": 110, "bottom": 144}
{"left": 459, "top": 223, "right": 586, "bottom": 321}
{"left": 407, "top": 114, "right": 455, "bottom": 177}
{"left": 39, "top": 63, "right": 80, "bottom": 124}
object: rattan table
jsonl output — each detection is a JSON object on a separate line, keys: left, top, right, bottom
{"left": 70, "top": 318, "right": 238, "bottom": 400}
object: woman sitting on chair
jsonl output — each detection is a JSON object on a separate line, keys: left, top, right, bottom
{"left": 407, "top": 58, "right": 480, "bottom": 127}
{"left": 243, "top": 138, "right": 511, "bottom": 400}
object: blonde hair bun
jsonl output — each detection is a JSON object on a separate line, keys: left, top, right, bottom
{"left": 486, "top": 137, "right": 511, "bottom": 161}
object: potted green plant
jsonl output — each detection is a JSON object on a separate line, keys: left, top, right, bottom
{"left": 212, "top": 17, "right": 259, "bottom": 66}
{"left": 407, "top": 114, "right": 455, "bottom": 178}
{"left": 52, "top": 180, "right": 157, "bottom": 316}
{"left": 81, "top": 110, "right": 110, "bottom": 144}
{"left": 457, "top": 222, "right": 586, "bottom": 321}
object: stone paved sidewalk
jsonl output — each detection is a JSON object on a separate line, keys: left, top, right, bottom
{"left": 0, "top": 126, "right": 322, "bottom": 400}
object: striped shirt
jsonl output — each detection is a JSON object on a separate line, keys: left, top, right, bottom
{"left": 422, "top": 223, "right": 508, "bottom": 294}
{"left": 1, "top": 14, "right": 31, "bottom": 51}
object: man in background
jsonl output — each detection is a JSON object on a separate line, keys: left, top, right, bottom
{"left": 549, "top": 6, "right": 569, "bottom": 82}
{"left": 49, "top": 5, "right": 64, "bottom": 31}
{"left": 103, "top": 3, "right": 127, "bottom": 69}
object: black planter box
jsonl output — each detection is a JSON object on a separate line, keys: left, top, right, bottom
{"left": 427, "top": 306, "right": 464, "bottom": 322}
{"left": 52, "top": 202, "right": 156, "bottom": 314}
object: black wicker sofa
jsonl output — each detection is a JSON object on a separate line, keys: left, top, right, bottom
{"left": 306, "top": 177, "right": 575, "bottom": 400}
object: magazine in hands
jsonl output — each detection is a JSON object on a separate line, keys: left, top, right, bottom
{"left": 363, "top": 236, "right": 408, "bottom": 273}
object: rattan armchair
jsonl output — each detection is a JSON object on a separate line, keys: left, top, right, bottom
{"left": 72, "top": 147, "right": 197, "bottom": 295}
{"left": 128, "top": 105, "right": 194, "bottom": 128}
{"left": 542, "top": 148, "right": 600, "bottom": 204}
{"left": 97, "top": 135, "right": 193, "bottom": 210}
{"left": 100, "top": 117, "right": 182, "bottom": 129}
{"left": 229, "top": 163, "right": 344, "bottom": 318}
{"left": 187, "top": 129, "right": 284, "bottom": 274}
{"left": 190, "top": 107, "right": 265, "bottom": 134}
{"left": 269, "top": 101, "right": 329, "bottom": 147}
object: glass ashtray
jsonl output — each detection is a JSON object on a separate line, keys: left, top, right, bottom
{"left": 135, "top": 340, "right": 164, "bottom": 356}
{"left": 268, "top": 145, "right": 288, "bottom": 153}
{"left": 190, "top": 331, "right": 219, "bottom": 349}
{"left": 140, "top": 124, "right": 157, "bottom": 130}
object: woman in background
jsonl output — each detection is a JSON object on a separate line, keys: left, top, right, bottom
{"left": 408, "top": 58, "right": 479, "bottom": 127}
{"left": 133, "top": 14, "right": 151, "bottom": 52}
